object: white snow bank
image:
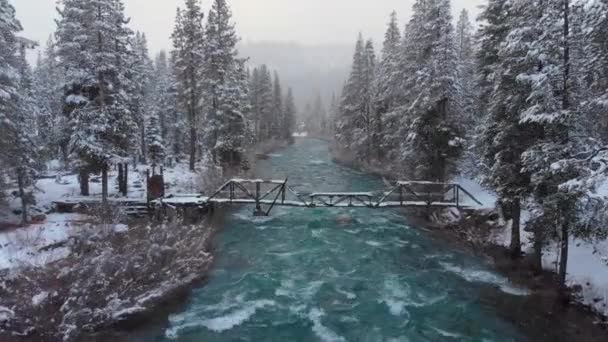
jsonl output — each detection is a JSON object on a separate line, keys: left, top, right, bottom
{"left": 0, "top": 214, "right": 86, "bottom": 270}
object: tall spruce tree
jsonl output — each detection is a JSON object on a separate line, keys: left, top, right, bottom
{"left": 33, "top": 37, "right": 64, "bottom": 162}
{"left": 56, "top": 0, "right": 136, "bottom": 202}
{"left": 171, "top": 0, "right": 205, "bottom": 171}
{"left": 374, "top": 11, "right": 401, "bottom": 160}
{"left": 271, "top": 71, "right": 283, "bottom": 140}
{"left": 478, "top": 0, "right": 538, "bottom": 258}
{"left": 399, "top": 0, "right": 464, "bottom": 181}
{"left": 0, "top": 0, "right": 38, "bottom": 223}
{"left": 282, "top": 87, "right": 297, "bottom": 143}
{"left": 130, "top": 32, "right": 155, "bottom": 164}
{"left": 336, "top": 34, "right": 376, "bottom": 157}
{"left": 203, "top": 0, "right": 251, "bottom": 167}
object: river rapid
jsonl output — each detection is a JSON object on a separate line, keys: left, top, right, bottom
{"left": 136, "top": 138, "right": 532, "bottom": 341}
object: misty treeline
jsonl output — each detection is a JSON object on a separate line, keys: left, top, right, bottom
{"left": 334, "top": 0, "right": 608, "bottom": 290}
{"left": 0, "top": 0, "right": 297, "bottom": 218}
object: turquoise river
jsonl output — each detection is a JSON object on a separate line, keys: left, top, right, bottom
{"left": 133, "top": 138, "right": 535, "bottom": 341}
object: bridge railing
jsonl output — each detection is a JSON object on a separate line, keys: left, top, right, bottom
{"left": 203, "top": 179, "right": 483, "bottom": 214}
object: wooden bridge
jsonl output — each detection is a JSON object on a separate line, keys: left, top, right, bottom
{"left": 154, "top": 179, "right": 483, "bottom": 216}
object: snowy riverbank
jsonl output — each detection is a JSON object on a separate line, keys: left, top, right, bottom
{"left": 0, "top": 161, "right": 222, "bottom": 341}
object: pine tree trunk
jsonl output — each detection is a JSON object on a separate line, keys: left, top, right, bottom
{"left": 558, "top": 219, "right": 569, "bottom": 294}
{"left": 79, "top": 170, "right": 90, "bottom": 196}
{"left": 17, "top": 168, "right": 28, "bottom": 225}
{"left": 532, "top": 224, "right": 543, "bottom": 274}
{"left": 123, "top": 163, "right": 128, "bottom": 196}
{"left": 101, "top": 164, "right": 108, "bottom": 204}
{"left": 141, "top": 125, "right": 147, "bottom": 164}
{"left": 189, "top": 125, "right": 196, "bottom": 171}
{"left": 118, "top": 164, "right": 124, "bottom": 195}
{"left": 510, "top": 198, "right": 522, "bottom": 258}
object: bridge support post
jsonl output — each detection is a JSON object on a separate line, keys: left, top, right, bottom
{"left": 254, "top": 182, "right": 265, "bottom": 216}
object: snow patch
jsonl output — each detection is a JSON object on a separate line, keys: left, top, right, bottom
{"left": 32, "top": 291, "right": 49, "bottom": 307}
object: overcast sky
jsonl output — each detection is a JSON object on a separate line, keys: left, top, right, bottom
{"left": 11, "top": 0, "right": 484, "bottom": 61}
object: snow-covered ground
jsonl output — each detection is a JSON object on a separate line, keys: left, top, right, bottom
{"left": 453, "top": 175, "right": 608, "bottom": 317}
{"left": 0, "top": 213, "right": 86, "bottom": 270}
{"left": 0, "top": 162, "right": 205, "bottom": 273}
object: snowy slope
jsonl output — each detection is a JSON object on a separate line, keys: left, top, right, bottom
{"left": 454, "top": 175, "right": 608, "bottom": 316}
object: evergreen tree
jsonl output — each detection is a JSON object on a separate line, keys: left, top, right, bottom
{"left": 455, "top": 9, "right": 476, "bottom": 127}
{"left": 399, "top": 0, "right": 464, "bottom": 181}
{"left": 203, "top": 0, "right": 251, "bottom": 168}
{"left": 130, "top": 32, "right": 155, "bottom": 164}
{"left": 282, "top": 87, "right": 297, "bottom": 143}
{"left": 476, "top": 0, "right": 512, "bottom": 118}
{"left": 33, "top": 37, "right": 64, "bottom": 163}
{"left": 251, "top": 65, "right": 274, "bottom": 142}
{"left": 171, "top": 0, "right": 205, "bottom": 171}
{"left": 336, "top": 34, "right": 376, "bottom": 157}
{"left": 146, "top": 111, "right": 165, "bottom": 168}
{"left": 478, "top": 0, "right": 536, "bottom": 258}
{"left": 374, "top": 11, "right": 401, "bottom": 160}
{"left": 0, "top": 0, "right": 38, "bottom": 223}
{"left": 580, "top": 0, "right": 608, "bottom": 141}
{"left": 55, "top": 0, "right": 137, "bottom": 202}
{"left": 271, "top": 71, "right": 283, "bottom": 139}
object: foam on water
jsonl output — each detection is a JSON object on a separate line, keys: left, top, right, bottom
{"left": 308, "top": 308, "right": 347, "bottom": 342}
{"left": 432, "top": 326, "right": 463, "bottom": 338}
{"left": 165, "top": 300, "right": 275, "bottom": 338}
{"left": 365, "top": 240, "right": 383, "bottom": 247}
{"left": 380, "top": 277, "right": 411, "bottom": 316}
{"left": 439, "top": 262, "right": 530, "bottom": 296}
{"left": 310, "top": 159, "right": 327, "bottom": 165}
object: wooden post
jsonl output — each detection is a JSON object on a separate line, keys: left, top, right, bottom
{"left": 146, "top": 169, "right": 150, "bottom": 204}
{"left": 399, "top": 186, "right": 403, "bottom": 206}
{"left": 123, "top": 163, "right": 129, "bottom": 197}
{"left": 281, "top": 183, "right": 286, "bottom": 204}
{"left": 118, "top": 164, "right": 124, "bottom": 194}
{"left": 254, "top": 182, "right": 262, "bottom": 215}
{"left": 101, "top": 164, "right": 108, "bottom": 205}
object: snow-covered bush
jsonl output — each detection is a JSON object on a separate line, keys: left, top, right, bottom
{"left": 0, "top": 219, "right": 215, "bottom": 341}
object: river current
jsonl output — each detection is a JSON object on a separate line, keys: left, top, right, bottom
{"left": 150, "top": 138, "right": 530, "bottom": 341}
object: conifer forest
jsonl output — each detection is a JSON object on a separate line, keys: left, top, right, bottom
{"left": 2, "top": 0, "right": 608, "bottom": 341}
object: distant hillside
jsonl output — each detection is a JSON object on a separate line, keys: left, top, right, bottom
{"left": 238, "top": 41, "right": 352, "bottom": 108}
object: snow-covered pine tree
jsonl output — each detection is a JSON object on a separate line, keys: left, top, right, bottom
{"left": 153, "top": 50, "right": 182, "bottom": 162}
{"left": 271, "top": 71, "right": 283, "bottom": 140}
{"left": 374, "top": 11, "right": 401, "bottom": 161}
{"left": 475, "top": 0, "right": 512, "bottom": 118}
{"left": 580, "top": 0, "right": 608, "bottom": 142}
{"left": 0, "top": 0, "right": 39, "bottom": 223}
{"left": 55, "top": 0, "right": 137, "bottom": 202}
{"left": 251, "top": 65, "right": 274, "bottom": 142}
{"left": 517, "top": 0, "right": 602, "bottom": 287}
{"left": 171, "top": 0, "right": 205, "bottom": 171}
{"left": 478, "top": 0, "right": 539, "bottom": 258}
{"left": 130, "top": 32, "right": 156, "bottom": 164}
{"left": 282, "top": 87, "right": 297, "bottom": 143}
{"left": 399, "top": 0, "right": 464, "bottom": 182}
{"left": 33, "top": 37, "right": 64, "bottom": 163}
{"left": 203, "top": 0, "right": 251, "bottom": 168}
{"left": 307, "top": 94, "right": 327, "bottom": 136}
{"left": 146, "top": 110, "right": 165, "bottom": 169}
{"left": 336, "top": 34, "right": 375, "bottom": 157}
{"left": 455, "top": 9, "right": 477, "bottom": 128}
